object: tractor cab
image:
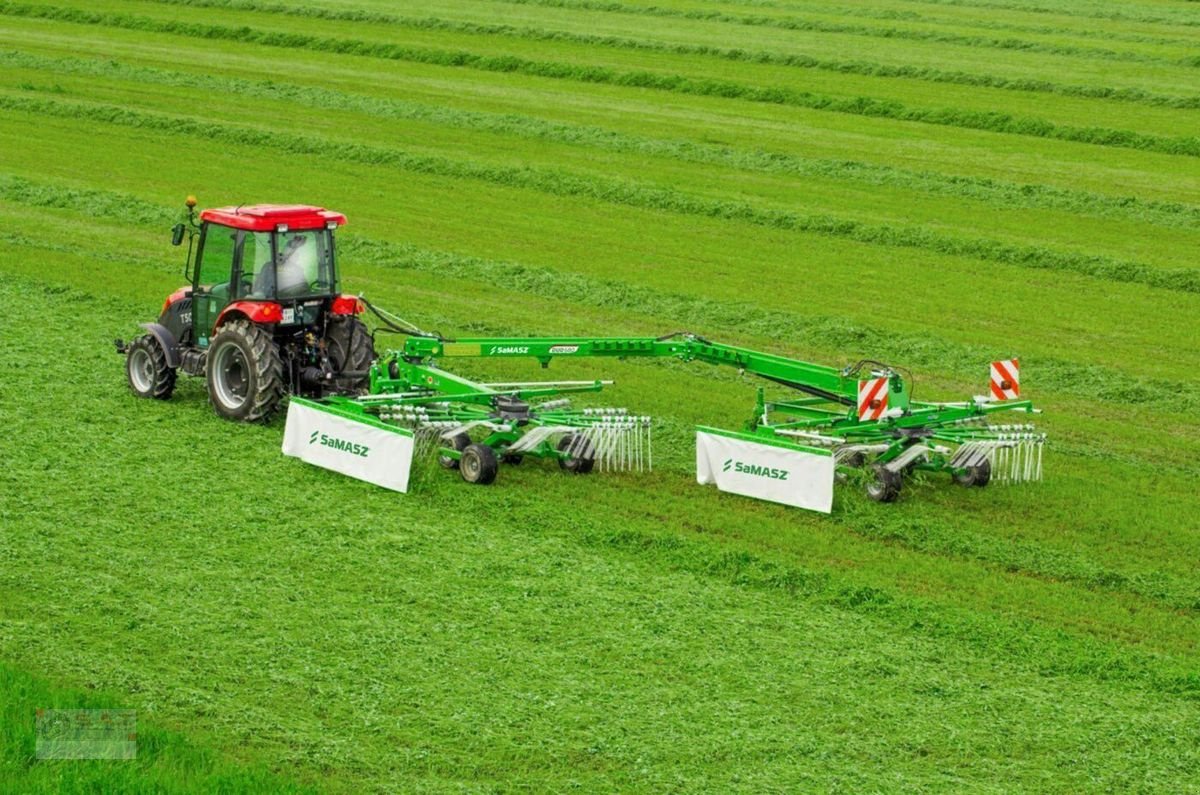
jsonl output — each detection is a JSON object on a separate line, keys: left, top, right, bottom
{"left": 119, "top": 198, "right": 374, "bottom": 423}
{"left": 182, "top": 204, "right": 347, "bottom": 347}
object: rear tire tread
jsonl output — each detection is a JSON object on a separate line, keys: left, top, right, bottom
{"left": 206, "top": 319, "right": 284, "bottom": 423}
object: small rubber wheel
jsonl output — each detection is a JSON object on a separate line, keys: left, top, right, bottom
{"left": 501, "top": 452, "right": 524, "bottom": 465}
{"left": 126, "top": 334, "right": 176, "bottom": 400}
{"left": 557, "top": 434, "right": 595, "bottom": 474}
{"left": 459, "top": 444, "right": 498, "bottom": 485}
{"left": 954, "top": 458, "right": 992, "bottom": 488}
{"left": 866, "top": 464, "right": 902, "bottom": 503}
{"left": 438, "top": 433, "right": 471, "bottom": 470}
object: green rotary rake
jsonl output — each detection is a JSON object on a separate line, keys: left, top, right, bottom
{"left": 120, "top": 199, "right": 1044, "bottom": 513}
{"left": 284, "top": 329, "right": 1044, "bottom": 513}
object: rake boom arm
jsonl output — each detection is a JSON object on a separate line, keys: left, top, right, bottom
{"left": 395, "top": 333, "right": 898, "bottom": 411}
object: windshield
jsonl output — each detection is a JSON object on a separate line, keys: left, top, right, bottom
{"left": 271, "top": 229, "right": 336, "bottom": 298}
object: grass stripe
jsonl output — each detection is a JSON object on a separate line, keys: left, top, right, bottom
{"left": 5, "top": 3, "right": 1200, "bottom": 159}
{"left": 486, "top": 0, "right": 1199, "bottom": 66}
{"left": 7, "top": 49, "right": 1200, "bottom": 232}
{"left": 718, "top": 0, "right": 1200, "bottom": 48}
{"left": 2, "top": 172, "right": 1192, "bottom": 420}
{"left": 137, "top": 0, "right": 1200, "bottom": 110}
{"left": 4, "top": 92, "right": 1199, "bottom": 299}
{"left": 901, "top": 0, "right": 1200, "bottom": 29}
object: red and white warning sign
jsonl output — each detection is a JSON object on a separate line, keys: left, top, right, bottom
{"left": 857, "top": 377, "right": 889, "bottom": 421}
{"left": 990, "top": 358, "right": 1020, "bottom": 400}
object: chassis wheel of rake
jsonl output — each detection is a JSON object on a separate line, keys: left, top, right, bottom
{"left": 205, "top": 319, "right": 285, "bottom": 423}
{"left": 954, "top": 458, "right": 992, "bottom": 488}
{"left": 125, "top": 334, "right": 176, "bottom": 400}
{"left": 557, "top": 434, "right": 596, "bottom": 474}
{"left": 438, "top": 433, "right": 471, "bottom": 469}
{"left": 459, "top": 444, "right": 498, "bottom": 485}
{"left": 325, "top": 316, "right": 375, "bottom": 393}
{"left": 866, "top": 465, "right": 902, "bottom": 503}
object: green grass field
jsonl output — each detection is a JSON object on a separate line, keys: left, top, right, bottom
{"left": 1, "top": 0, "right": 1198, "bottom": 790}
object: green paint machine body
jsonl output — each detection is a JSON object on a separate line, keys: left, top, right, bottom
{"left": 305, "top": 331, "right": 1043, "bottom": 507}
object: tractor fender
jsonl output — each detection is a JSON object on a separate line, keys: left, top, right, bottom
{"left": 214, "top": 300, "right": 282, "bottom": 328}
{"left": 139, "top": 322, "right": 181, "bottom": 368}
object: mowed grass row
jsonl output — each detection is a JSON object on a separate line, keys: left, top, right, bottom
{"left": 2, "top": 265, "right": 1200, "bottom": 792}
{"left": 6, "top": 50, "right": 1200, "bottom": 239}
{"left": 877, "top": 0, "right": 1200, "bottom": 29}
{"left": 497, "top": 0, "right": 1200, "bottom": 36}
{"left": 728, "top": 0, "right": 1200, "bottom": 46}
{"left": 1, "top": 87, "right": 1198, "bottom": 390}
{"left": 123, "top": 0, "right": 1200, "bottom": 110}
{"left": 6, "top": 48, "right": 1200, "bottom": 283}
{"left": 7, "top": 86, "right": 1200, "bottom": 301}
{"left": 5, "top": 184, "right": 1200, "bottom": 647}
{"left": 9, "top": 0, "right": 1200, "bottom": 153}
{"left": 322, "top": 0, "right": 1200, "bottom": 71}
{"left": 7, "top": 13, "right": 1199, "bottom": 209}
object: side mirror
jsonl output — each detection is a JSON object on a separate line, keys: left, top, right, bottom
{"left": 171, "top": 223, "right": 186, "bottom": 246}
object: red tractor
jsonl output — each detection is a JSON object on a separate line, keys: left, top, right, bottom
{"left": 117, "top": 198, "right": 375, "bottom": 422}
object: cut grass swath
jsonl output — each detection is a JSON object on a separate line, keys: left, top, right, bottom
{"left": 5, "top": 3, "right": 1200, "bottom": 157}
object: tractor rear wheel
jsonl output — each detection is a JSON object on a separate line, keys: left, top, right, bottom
{"left": 206, "top": 319, "right": 284, "bottom": 423}
{"left": 954, "top": 458, "right": 992, "bottom": 487}
{"left": 438, "top": 433, "right": 471, "bottom": 469}
{"left": 126, "top": 335, "right": 176, "bottom": 400}
{"left": 557, "top": 434, "right": 596, "bottom": 474}
{"left": 459, "top": 444, "right": 498, "bottom": 485}
{"left": 866, "top": 464, "right": 902, "bottom": 503}
{"left": 325, "top": 316, "right": 375, "bottom": 392}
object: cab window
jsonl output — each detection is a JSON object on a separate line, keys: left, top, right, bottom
{"left": 275, "top": 229, "right": 335, "bottom": 298}
{"left": 197, "top": 224, "right": 237, "bottom": 291}
{"left": 239, "top": 232, "right": 275, "bottom": 299}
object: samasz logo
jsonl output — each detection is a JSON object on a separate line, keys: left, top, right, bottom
{"left": 309, "top": 429, "right": 369, "bottom": 458}
{"left": 723, "top": 457, "right": 788, "bottom": 480}
{"left": 488, "top": 345, "right": 530, "bottom": 355}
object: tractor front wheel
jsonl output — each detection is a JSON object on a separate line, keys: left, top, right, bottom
{"left": 954, "top": 458, "right": 992, "bottom": 487}
{"left": 126, "top": 335, "right": 176, "bottom": 400}
{"left": 459, "top": 444, "right": 498, "bottom": 485}
{"left": 206, "top": 319, "right": 284, "bottom": 423}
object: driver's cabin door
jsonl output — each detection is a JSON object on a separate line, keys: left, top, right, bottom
{"left": 191, "top": 223, "right": 240, "bottom": 347}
